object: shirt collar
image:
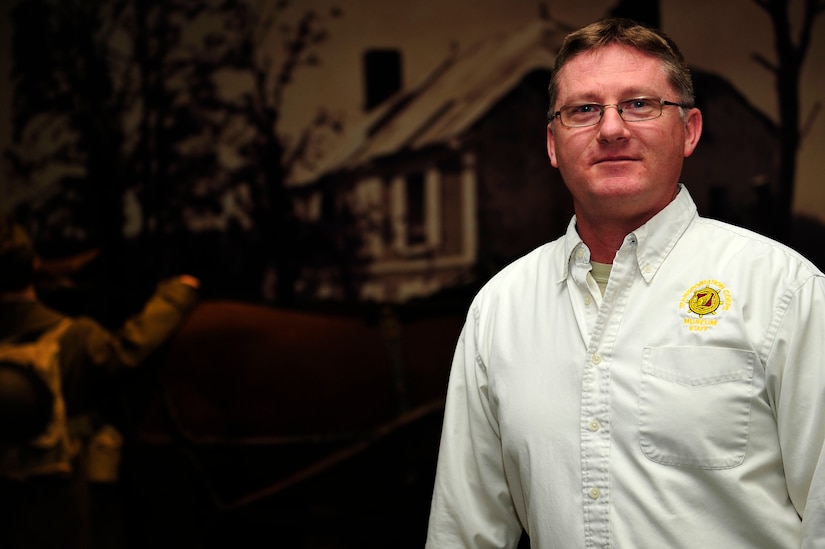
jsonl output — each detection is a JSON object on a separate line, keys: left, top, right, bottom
{"left": 561, "top": 184, "right": 698, "bottom": 283}
{"left": 561, "top": 217, "right": 585, "bottom": 282}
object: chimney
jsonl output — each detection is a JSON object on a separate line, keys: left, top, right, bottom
{"left": 609, "top": 0, "right": 661, "bottom": 29}
{"left": 363, "top": 48, "right": 403, "bottom": 111}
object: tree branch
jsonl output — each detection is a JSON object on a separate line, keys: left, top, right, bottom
{"left": 751, "top": 52, "right": 778, "bottom": 73}
{"left": 797, "top": 0, "right": 825, "bottom": 65}
{"left": 801, "top": 100, "right": 822, "bottom": 142}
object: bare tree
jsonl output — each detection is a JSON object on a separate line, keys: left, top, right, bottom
{"left": 6, "top": 0, "right": 347, "bottom": 306}
{"left": 190, "top": 0, "right": 344, "bottom": 305}
{"left": 752, "top": 0, "right": 825, "bottom": 240}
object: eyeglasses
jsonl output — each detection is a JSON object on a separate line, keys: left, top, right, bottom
{"left": 548, "top": 97, "right": 688, "bottom": 128}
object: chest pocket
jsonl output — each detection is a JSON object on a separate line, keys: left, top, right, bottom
{"left": 639, "top": 346, "right": 756, "bottom": 469}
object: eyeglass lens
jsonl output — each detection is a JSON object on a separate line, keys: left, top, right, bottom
{"left": 561, "top": 98, "right": 663, "bottom": 127}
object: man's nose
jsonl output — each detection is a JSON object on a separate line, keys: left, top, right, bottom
{"left": 597, "top": 105, "right": 629, "bottom": 140}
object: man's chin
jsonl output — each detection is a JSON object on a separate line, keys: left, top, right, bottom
{"left": 588, "top": 180, "right": 647, "bottom": 200}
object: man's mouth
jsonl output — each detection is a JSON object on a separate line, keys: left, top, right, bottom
{"left": 595, "top": 156, "right": 637, "bottom": 164}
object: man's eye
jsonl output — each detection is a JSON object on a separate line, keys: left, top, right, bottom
{"left": 572, "top": 104, "right": 598, "bottom": 114}
{"left": 625, "top": 98, "right": 653, "bottom": 110}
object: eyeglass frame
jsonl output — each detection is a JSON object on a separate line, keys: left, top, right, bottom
{"left": 548, "top": 97, "right": 689, "bottom": 128}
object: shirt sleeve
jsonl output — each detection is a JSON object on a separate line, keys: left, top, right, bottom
{"left": 426, "top": 302, "right": 523, "bottom": 548}
{"left": 769, "top": 273, "right": 825, "bottom": 546}
{"left": 62, "top": 277, "right": 199, "bottom": 379}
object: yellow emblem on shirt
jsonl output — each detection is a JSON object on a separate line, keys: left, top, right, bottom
{"left": 679, "top": 280, "right": 732, "bottom": 331}
{"left": 688, "top": 286, "right": 721, "bottom": 317}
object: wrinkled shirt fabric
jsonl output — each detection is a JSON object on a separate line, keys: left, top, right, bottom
{"left": 426, "top": 186, "right": 825, "bottom": 548}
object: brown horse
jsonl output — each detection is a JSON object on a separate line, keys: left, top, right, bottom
{"left": 123, "top": 299, "right": 464, "bottom": 547}
{"left": 141, "top": 300, "right": 461, "bottom": 441}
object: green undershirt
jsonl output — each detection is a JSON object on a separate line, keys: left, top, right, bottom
{"left": 590, "top": 261, "right": 612, "bottom": 296}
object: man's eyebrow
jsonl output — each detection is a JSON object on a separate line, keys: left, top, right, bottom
{"left": 562, "top": 90, "right": 658, "bottom": 104}
{"left": 559, "top": 95, "right": 601, "bottom": 105}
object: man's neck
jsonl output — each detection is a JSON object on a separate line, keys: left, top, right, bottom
{"left": 575, "top": 220, "right": 634, "bottom": 264}
{"left": 573, "top": 186, "right": 681, "bottom": 263}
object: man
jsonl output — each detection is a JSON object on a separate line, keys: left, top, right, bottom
{"left": 0, "top": 217, "right": 201, "bottom": 549}
{"left": 426, "top": 17, "right": 825, "bottom": 548}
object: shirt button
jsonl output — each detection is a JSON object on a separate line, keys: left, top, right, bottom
{"left": 588, "top": 420, "right": 601, "bottom": 432}
{"left": 592, "top": 354, "right": 602, "bottom": 365}
{"left": 643, "top": 264, "right": 653, "bottom": 274}
{"left": 584, "top": 295, "right": 592, "bottom": 305}
{"left": 576, "top": 249, "right": 585, "bottom": 260}
{"left": 589, "top": 487, "right": 601, "bottom": 500}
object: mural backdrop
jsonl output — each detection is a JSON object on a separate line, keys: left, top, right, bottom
{"left": 0, "top": 0, "right": 823, "bottom": 309}
{"left": 0, "top": 1, "right": 823, "bottom": 548}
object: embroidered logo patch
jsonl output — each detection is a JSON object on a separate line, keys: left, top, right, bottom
{"left": 679, "top": 280, "right": 732, "bottom": 332}
{"left": 689, "top": 287, "right": 720, "bottom": 316}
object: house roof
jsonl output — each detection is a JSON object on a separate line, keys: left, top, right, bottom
{"left": 289, "top": 19, "right": 564, "bottom": 186}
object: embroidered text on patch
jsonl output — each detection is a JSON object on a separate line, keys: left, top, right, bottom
{"left": 679, "top": 280, "right": 732, "bottom": 332}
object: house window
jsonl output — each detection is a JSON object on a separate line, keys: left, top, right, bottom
{"left": 405, "top": 172, "right": 427, "bottom": 246}
{"left": 381, "top": 157, "right": 475, "bottom": 261}
{"left": 440, "top": 169, "right": 463, "bottom": 255}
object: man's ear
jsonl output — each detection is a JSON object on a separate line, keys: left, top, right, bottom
{"left": 547, "top": 122, "right": 559, "bottom": 168}
{"left": 683, "top": 108, "right": 702, "bottom": 158}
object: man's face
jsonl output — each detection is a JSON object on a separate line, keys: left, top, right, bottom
{"left": 546, "top": 44, "right": 702, "bottom": 228}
